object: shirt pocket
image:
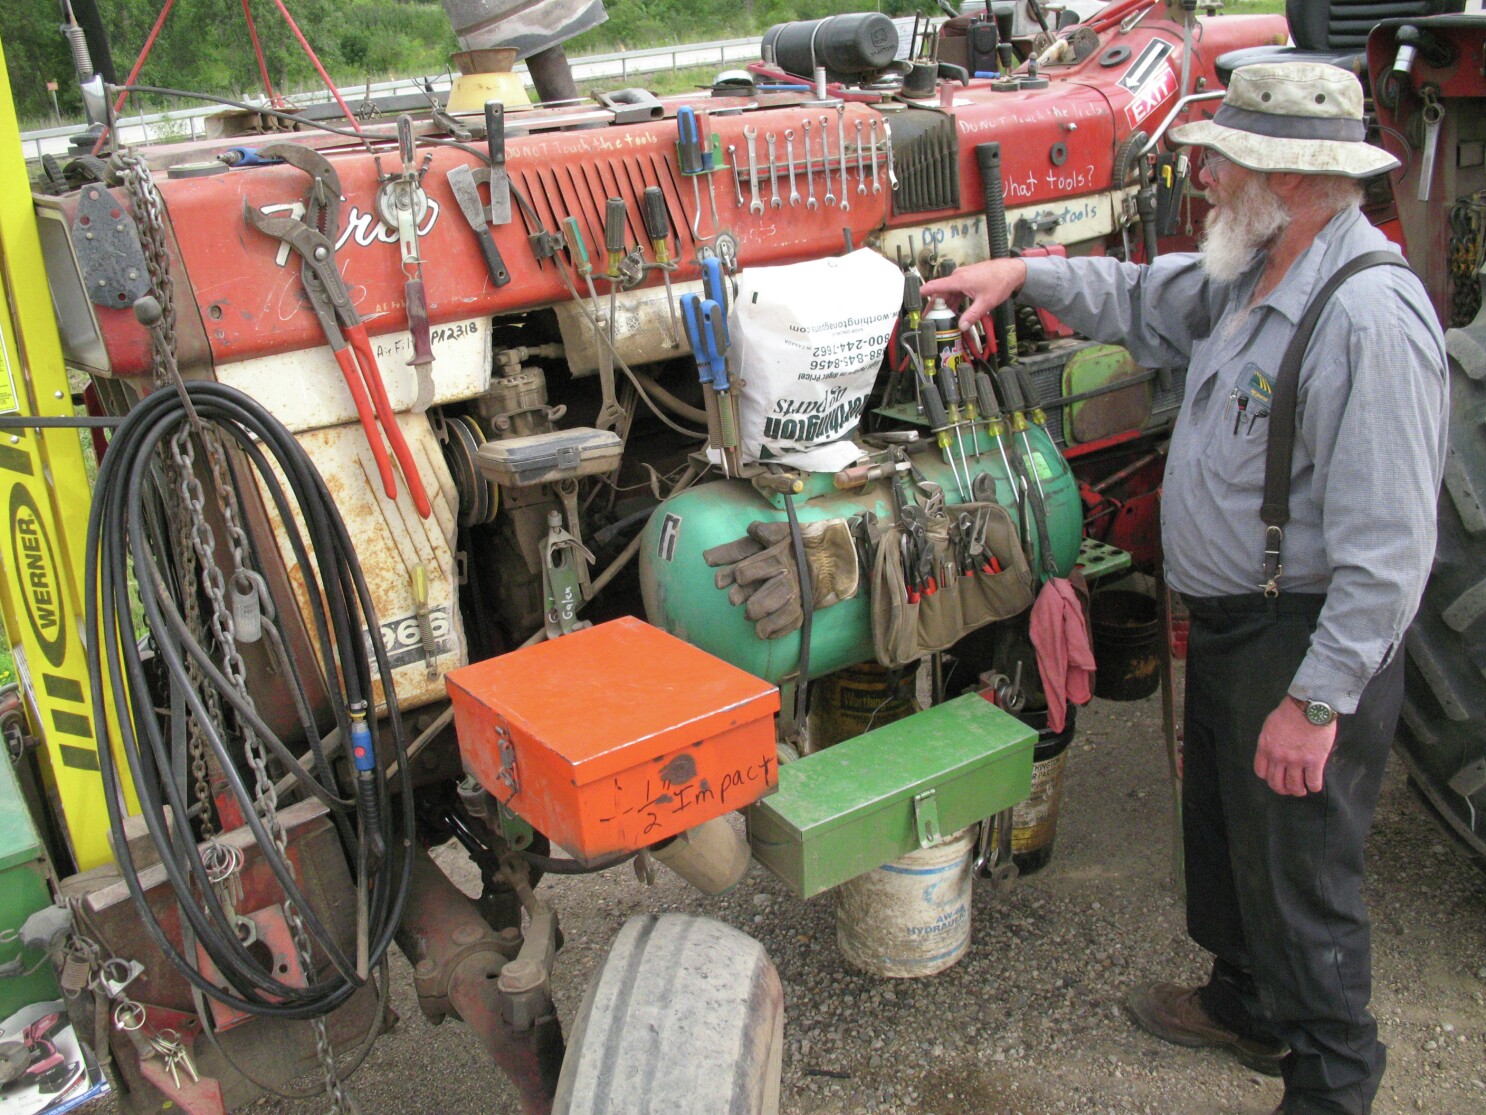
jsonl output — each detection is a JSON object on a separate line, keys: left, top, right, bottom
{"left": 1208, "top": 362, "right": 1275, "bottom": 490}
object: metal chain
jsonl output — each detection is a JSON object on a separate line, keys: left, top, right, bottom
{"left": 114, "top": 152, "right": 178, "bottom": 359}
{"left": 117, "top": 146, "right": 354, "bottom": 1115}
{"left": 1447, "top": 190, "right": 1486, "bottom": 328}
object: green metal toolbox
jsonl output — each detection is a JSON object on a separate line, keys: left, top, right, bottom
{"left": 0, "top": 754, "right": 60, "bottom": 1018}
{"left": 746, "top": 693, "right": 1036, "bottom": 898}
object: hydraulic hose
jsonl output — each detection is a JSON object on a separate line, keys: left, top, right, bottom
{"left": 85, "top": 381, "right": 413, "bottom": 1020}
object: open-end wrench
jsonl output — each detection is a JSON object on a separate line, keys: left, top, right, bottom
{"left": 727, "top": 144, "right": 744, "bottom": 208}
{"left": 855, "top": 120, "right": 867, "bottom": 196}
{"left": 836, "top": 106, "right": 851, "bottom": 211}
{"left": 884, "top": 120, "right": 898, "bottom": 190}
{"left": 1419, "top": 88, "right": 1444, "bottom": 203}
{"left": 744, "top": 126, "right": 763, "bottom": 215}
{"left": 870, "top": 119, "right": 883, "bottom": 195}
{"left": 766, "top": 132, "right": 782, "bottom": 209}
{"left": 785, "top": 129, "right": 801, "bottom": 207}
{"left": 803, "top": 120, "right": 818, "bottom": 210}
{"left": 820, "top": 115, "right": 837, "bottom": 207}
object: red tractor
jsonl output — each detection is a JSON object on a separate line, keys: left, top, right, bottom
{"left": 0, "top": 1, "right": 1480, "bottom": 1112}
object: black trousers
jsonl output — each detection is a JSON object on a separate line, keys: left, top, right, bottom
{"left": 1180, "top": 593, "right": 1403, "bottom": 1115}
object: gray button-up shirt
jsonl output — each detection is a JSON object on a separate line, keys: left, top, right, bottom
{"left": 1020, "top": 205, "right": 1448, "bottom": 713}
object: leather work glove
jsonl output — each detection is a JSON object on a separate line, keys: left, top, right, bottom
{"left": 702, "top": 518, "right": 859, "bottom": 640}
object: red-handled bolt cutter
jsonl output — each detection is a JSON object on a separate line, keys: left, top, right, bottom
{"left": 244, "top": 150, "right": 431, "bottom": 520}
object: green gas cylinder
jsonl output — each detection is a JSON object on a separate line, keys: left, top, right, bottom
{"left": 640, "top": 424, "right": 1081, "bottom": 685}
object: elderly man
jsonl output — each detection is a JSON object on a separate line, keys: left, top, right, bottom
{"left": 922, "top": 62, "right": 1448, "bottom": 1115}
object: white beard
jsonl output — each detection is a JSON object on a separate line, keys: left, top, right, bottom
{"left": 1199, "top": 173, "right": 1291, "bottom": 284}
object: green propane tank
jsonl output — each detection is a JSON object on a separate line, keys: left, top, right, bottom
{"left": 640, "top": 426, "right": 1081, "bottom": 685}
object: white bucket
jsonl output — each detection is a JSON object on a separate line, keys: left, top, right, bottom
{"left": 834, "top": 826, "right": 975, "bottom": 978}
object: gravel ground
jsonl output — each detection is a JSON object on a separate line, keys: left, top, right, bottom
{"left": 96, "top": 682, "right": 1486, "bottom": 1115}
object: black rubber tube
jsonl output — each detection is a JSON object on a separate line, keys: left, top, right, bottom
{"left": 85, "top": 382, "right": 414, "bottom": 1020}
{"left": 975, "top": 142, "right": 1016, "bottom": 367}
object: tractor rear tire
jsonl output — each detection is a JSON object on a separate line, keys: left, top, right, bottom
{"left": 1396, "top": 322, "right": 1486, "bottom": 864}
{"left": 552, "top": 913, "right": 784, "bottom": 1115}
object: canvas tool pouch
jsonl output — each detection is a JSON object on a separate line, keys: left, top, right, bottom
{"left": 871, "top": 501, "right": 1035, "bottom": 669}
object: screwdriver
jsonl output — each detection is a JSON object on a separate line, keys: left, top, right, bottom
{"left": 603, "top": 196, "right": 627, "bottom": 354}
{"left": 957, "top": 357, "right": 982, "bottom": 459}
{"left": 642, "top": 186, "right": 680, "bottom": 347}
{"left": 912, "top": 349, "right": 970, "bottom": 500}
{"left": 996, "top": 365, "right": 1048, "bottom": 505}
{"left": 975, "top": 370, "right": 1021, "bottom": 501}
{"left": 936, "top": 347, "right": 973, "bottom": 487}
{"left": 562, "top": 216, "right": 604, "bottom": 382}
{"left": 702, "top": 298, "right": 739, "bottom": 473}
{"left": 681, "top": 293, "right": 724, "bottom": 463}
{"left": 562, "top": 216, "right": 602, "bottom": 309}
{"left": 894, "top": 270, "right": 923, "bottom": 407}
{"left": 676, "top": 106, "right": 710, "bottom": 236}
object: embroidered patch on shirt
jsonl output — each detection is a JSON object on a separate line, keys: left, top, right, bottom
{"left": 1242, "top": 363, "right": 1274, "bottom": 409}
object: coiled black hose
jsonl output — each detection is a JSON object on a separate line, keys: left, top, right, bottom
{"left": 85, "top": 381, "right": 412, "bottom": 1019}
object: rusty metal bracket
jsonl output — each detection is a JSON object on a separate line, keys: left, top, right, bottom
{"left": 71, "top": 184, "right": 151, "bottom": 308}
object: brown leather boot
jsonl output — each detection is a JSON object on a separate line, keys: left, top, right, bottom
{"left": 1126, "top": 982, "right": 1289, "bottom": 1077}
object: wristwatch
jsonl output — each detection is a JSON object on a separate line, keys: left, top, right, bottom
{"left": 1290, "top": 695, "right": 1337, "bottom": 726}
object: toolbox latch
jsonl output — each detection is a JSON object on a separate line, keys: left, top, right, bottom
{"left": 496, "top": 725, "right": 520, "bottom": 796}
{"left": 556, "top": 445, "right": 582, "bottom": 471}
{"left": 912, "top": 789, "right": 941, "bottom": 849}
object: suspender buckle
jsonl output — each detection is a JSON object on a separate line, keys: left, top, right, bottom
{"left": 1261, "top": 524, "right": 1283, "bottom": 598}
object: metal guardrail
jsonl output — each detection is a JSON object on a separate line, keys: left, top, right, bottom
{"left": 19, "top": 35, "right": 766, "bottom": 161}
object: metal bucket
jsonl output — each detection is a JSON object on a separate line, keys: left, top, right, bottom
{"left": 1090, "top": 589, "right": 1161, "bottom": 701}
{"left": 1010, "top": 704, "right": 1076, "bottom": 875}
{"left": 834, "top": 827, "right": 975, "bottom": 978}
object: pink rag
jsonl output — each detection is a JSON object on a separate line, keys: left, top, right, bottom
{"left": 1028, "top": 577, "right": 1097, "bottom": 733}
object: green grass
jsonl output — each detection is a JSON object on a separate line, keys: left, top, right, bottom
{"left": 1220, "top": 1, "right": 1287, "bottom": 13}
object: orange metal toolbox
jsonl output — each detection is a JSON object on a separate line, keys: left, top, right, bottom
{"left": 446, "top": 617, "right": 781, "bottom": 861}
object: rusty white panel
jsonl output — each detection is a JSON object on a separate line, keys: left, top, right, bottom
{"left": 878, "top": 188, "right": 1132, "bottom": 271}
{"left": 255, "top": 414, "right": 465, "bottom": 714}
{"left": 218, "top": 314, "right": 493, "bottom": 434}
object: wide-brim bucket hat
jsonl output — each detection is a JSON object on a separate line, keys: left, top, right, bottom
{"left": 1169, "top": 61, "right": 1399, "bottom": 178}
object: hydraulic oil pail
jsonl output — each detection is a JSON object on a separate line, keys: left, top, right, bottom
{"left": 1010, "top": 704, "right": 1076, "bottom": 875}
{"left": 834, "top": 826, "right": 974, "bottom": 978}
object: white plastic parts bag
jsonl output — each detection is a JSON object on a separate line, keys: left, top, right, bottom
{"left": 731, "top": 249, "right": 904, "bottom": 471}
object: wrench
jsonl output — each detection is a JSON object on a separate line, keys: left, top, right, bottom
{"left": 1418, "top": 89, "right": 1444, "bottom": 203}
{"left": 870, "top": 119, "right": 882, "bottom": 195}
{"left": 884, "top": 120, "right": 898, "bottom": 189}
{"left": 785, "top": 129, "right": 801, "bottom": 207}
{"left": 744, "top": 125, "right": 763, "bottom": 215}
{"left": 836, "top": 105, "right": 851, "bottom": 211}
{"left": 727, "top": 144, "right": 744, "bottom": 208}
{"left": 820, "top": 115, "right": 837, "bottom": 207}
{"left": 803, "top": 120, "right": 818, "bottom": 210}
{"left": 855, "top": 119, "right": 867, "bottom": 196}
{"left": 766, "top": 132, "right": 782, "bottom": 209}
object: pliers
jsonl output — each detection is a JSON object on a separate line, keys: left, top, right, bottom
{"left": 244, "top": 145, "right": 432, "bottom": 519}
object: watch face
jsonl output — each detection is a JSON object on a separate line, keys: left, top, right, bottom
{"left": 1305, "top": 701, "right": 1335, "bottom": 726}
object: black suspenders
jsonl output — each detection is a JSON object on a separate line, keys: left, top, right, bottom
{"left": 1258, "top": 249, "right": 1413, "bottom": 597}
